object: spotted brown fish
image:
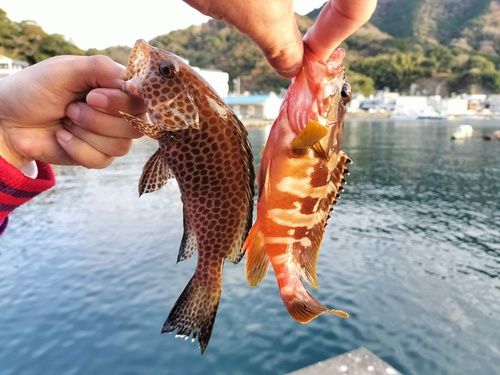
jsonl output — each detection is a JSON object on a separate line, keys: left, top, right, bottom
{"left": 120, "top": 39, "right": 254, "bottom": 354}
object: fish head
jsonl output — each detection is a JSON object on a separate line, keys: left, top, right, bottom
{"left": 122, "top": 39, "right": 200, "bottom": 131}
{"left": 285, "top": 44, "right": 351, "bottom": 155}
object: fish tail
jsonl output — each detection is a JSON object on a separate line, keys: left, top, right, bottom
{"left": 162, "top": 261, "right": 223, "bottom": 354}
{"left": 273, "top": 260, "right": 349, "bottom": 323}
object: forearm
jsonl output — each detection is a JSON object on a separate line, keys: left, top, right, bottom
{"left": 0, "top": 154, "right": 56, "bottom": 235}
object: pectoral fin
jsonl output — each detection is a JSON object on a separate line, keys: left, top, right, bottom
{"left": 139, "top": 145, "right": 174, "bottom": 196}
{"left": 120, "top": 111, "right": 164, "bottom": 140}
{"left": 291, "top": 120, "right": 328, "bottom": 152}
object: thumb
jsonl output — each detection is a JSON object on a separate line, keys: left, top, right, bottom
{"left": 184, "top": 0, "right": 304, "bottom": 78}
{"left": 251, "top": 18, "right": 304, "bottom": 78}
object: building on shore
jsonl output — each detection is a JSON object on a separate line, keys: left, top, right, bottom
{"left": 487, "top": 95, "right": 500, "bottom": 114}
{"left": 0, "top": 55, "right": 29, "bottom": 80}
{"left": 223, "top": 92, "right": 283, "bottom": 120}
{"left": 193, "top": 67, "right": 229, "bottom": 98}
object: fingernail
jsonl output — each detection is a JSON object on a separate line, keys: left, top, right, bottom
{"left": 56, "top": 130, "right": 73, "bottom": 142}
{"left": 66, "top": 103, "right": 81, "bottom": 121}
{"left": 87, "top": 91, "right": 108, "bottom": 109}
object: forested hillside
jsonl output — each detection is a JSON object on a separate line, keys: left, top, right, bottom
{"left": 2, "top": 2, "right": 500, "bottom": 96}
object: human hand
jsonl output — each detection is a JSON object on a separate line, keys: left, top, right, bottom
{"left": 0, "top": 55, "right": 145, "bottom": 170}
{"left": 184, "top": 0, "right": 377, "bottom": 78}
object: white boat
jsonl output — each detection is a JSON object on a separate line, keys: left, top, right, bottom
{"left": 389, "top": 113, "right": 418, "bottom": 120}
{"left": 451, "top": 125, "right": 473, "bottom": 140}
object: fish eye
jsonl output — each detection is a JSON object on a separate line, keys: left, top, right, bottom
{"left": 341, "top": 84, "right": 352, "bottom": 103}
{"left": 159, "top": 61, "right": 177, "bottom": 78}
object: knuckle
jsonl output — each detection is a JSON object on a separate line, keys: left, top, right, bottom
{"left": 114, "top": 139, "right": 132, "bottom": 157}
{"left": 85, "top": 155, "right": 114, "bottom": 169}
{"left": 88, "top": 54, "right": 114, "bottom": 70}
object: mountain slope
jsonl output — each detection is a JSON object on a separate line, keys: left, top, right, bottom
{"left": 308, "top": 0, "right": 500, "bottom": 52}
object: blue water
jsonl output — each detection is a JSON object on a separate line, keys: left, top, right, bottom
{"left": 1, "top": 119, "right": 499, "bottom": 375}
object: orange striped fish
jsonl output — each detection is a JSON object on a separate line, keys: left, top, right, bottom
{"left": 242, "top": 45, "right": 352, "bottom": 323}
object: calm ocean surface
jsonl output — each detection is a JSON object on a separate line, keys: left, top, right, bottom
{"left": 0, "top": 119, "right": 499, "bottom": 375}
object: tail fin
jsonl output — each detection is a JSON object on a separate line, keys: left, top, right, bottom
{"left": 274, "top": 262, "right": 348, "bottom": 323}
{"left": 162, "top": 262, "right": 223, "bottom": 354}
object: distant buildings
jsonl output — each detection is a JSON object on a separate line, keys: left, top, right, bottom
{"left": 193, "top": 67, "right": 229, "bottom": 98}
{"left": 488, "top": 95, "right": 500, "bottom": 114}
{"left": 0, "top": 55, "right": 29, "bottom": 79}
{"left": 352, "top": 88, "right": 500, "bottom": 119}
{"left": 223, "top": 92, "right": 282, "bottom": 120}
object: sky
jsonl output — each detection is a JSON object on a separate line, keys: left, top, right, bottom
{"left": 2, "top": 0, "right": 327, "bottom": 51}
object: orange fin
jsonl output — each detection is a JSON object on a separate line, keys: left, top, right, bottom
{"left": 291, "top": 119, "right": 328, "bottom": 152}
{"left": 177, "top": 205, "right": 197, "bottom": 262}
{"left": 243, "top": 228, "right": 270, "bottom": 287}
{"left": 275, "top": 262, "right": 348, "bottom": 323}
{"left": 138, "top": 146, "right": 174, "bottom": 197}
{"left": 120, "top": 111, "right": 164, "bottom": 140}
{"left": 162, "top": 261, "right": 223, "bottom": 354}
{"left": 294, "top": 150, "right": 352, "bottom": 289}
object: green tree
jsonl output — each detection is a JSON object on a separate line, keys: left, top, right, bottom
{"left": 34, "top": 34, "right": 83, "bottom": 62}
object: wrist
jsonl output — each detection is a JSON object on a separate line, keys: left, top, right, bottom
{"left": 0, "top": 124, "right": 30, "bottom": 170}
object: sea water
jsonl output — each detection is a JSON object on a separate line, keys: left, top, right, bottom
{"left": 0, "top": 119, "right": 499, "bottom": 375}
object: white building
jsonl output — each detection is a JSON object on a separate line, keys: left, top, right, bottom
{"left": 438, "top": 98, "right": 468, "bottom": 116}
{"left": 394, "top": 96, "right": 428, "bottom": 116}
{"left": 0, "top": 55, "right": 29, "bottom": 79}
{"left": 361, "top": 90, "right": 399, "bottom": 112}
{"left": 487, "top": 95, "right": 500, "bottom": 114}
{"left": 223, "top": 92, "right": 283, "bottom": 120}
{"left": 193, "top": 67, "right": 229, "bottom": 98}
{"left": 348, "top": 93, "right": 365, "bottom": 112}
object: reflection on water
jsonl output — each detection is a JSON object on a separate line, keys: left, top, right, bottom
{"left": 0, "top": 120, "right": 499, "bottom": 375}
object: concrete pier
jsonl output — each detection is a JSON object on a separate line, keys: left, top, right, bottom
{"left": 287, "top": 347, "right": 402, "bottom": 375}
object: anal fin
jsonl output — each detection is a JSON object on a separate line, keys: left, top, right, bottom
{"left": 243, "top": 228, "right": 270, "bottom": 287}
{"left": 139, "top": 145, "right": 174, "bottom": 196}
{"left": 178, "top": 205, "right": 197, "bottom": 262}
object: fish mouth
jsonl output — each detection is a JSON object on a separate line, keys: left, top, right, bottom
{"left": 121, "top": 39, "right": 152, "bottom": 98}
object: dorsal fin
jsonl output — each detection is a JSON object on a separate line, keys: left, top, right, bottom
{"left": 138, "top": 146, "right": 174, "bottom": 197}
{"left": 291, "top": 120, "right": 328, "bottom": 152}
{"left": 294, "top": 151, "right": 352, "bottom": 289}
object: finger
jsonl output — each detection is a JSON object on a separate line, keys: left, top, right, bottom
{"left": 253, "top": 19, "right": 304, "bottom": 78}
{"left": 185, "top": 0, "right": 303, "bottom": 78}
{"left": 48, "top": 55, "right": 125, "bottom": 93}
{"left": 86, "top": 88, "right": 146, "bottom": 116}
{"left": 55, "top": 129, "right": 115, "bottom": 169}
{"left": 304, "top": 0, "right": 377, "bottom": 61}
{"left": 66, "top": 101, "right": 143, "bottom": 139}
{"left": 63, "top": 121, "right": 133, "bottom": 158}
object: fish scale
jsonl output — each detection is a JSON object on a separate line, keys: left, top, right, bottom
{"left": 120, "top": 39, "right": 254, "bottom": 354}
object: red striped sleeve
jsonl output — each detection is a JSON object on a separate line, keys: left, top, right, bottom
{"left": 0, "top": 156, "right": 55, "bottom": 234}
